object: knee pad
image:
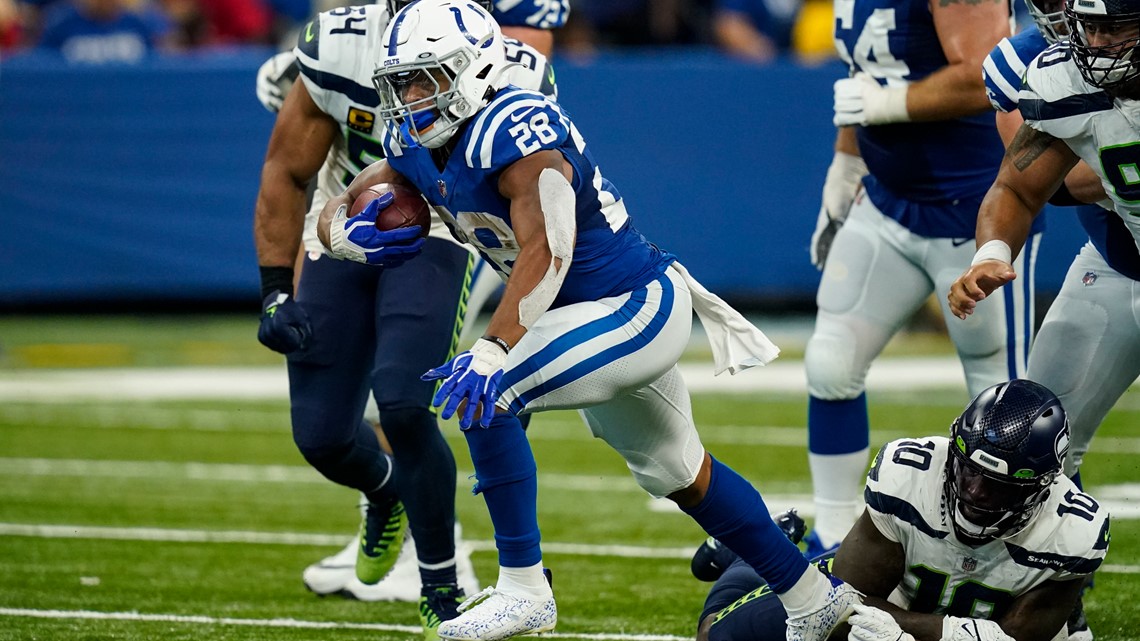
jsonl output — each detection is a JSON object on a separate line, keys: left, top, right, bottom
{"left": 804, "top": 325, "right": 863, "bottom": 400}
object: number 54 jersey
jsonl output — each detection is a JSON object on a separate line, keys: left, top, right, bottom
{"left": 865, "top": 438, "right": 1108, "bottom": 622}
{"left": 293, "top": 4, "right": 556, "bottom": 255}
{"left": 1022, "top": 43, "right": 1140, "bottom": 255}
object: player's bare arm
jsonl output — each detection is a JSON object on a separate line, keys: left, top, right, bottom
{"left": 503, "top": 25, "right": 553, "bottom": 56}
{"left": 905, "top": 0, "right": 1009, "bottom": 120}
{"left": 948, "top": 123, "right": 1078, "bottom": 318}
{"left": 254, "top": 80, "right": 338, "bottom": 269}
{"left": 994, "top": 110, "right": 1105, "bottom": 204}
{"left": 486, "top": 149, "right": 576, "bottom": 349}
{"left": 315, "top": 160, "right": 410, "bottom": 250}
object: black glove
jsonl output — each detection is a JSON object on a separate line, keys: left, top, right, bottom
{"left": 258, "top": 290, "right": 311, "bottom": 354}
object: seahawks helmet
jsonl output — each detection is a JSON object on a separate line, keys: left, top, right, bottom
{"left": 944, "top": 380, "right": 1070, "bottom": 542}
{"left": 1026, "top": 0, "right": 1068, "bottom": 43}
{"left": 1066, "top": 0, "right": 1140, "bottom": 89}
{"left": 374, "top": 0, "right": 508, "bottom": 149}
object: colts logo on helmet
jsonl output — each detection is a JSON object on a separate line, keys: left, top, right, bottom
{"left": 450, "top": 6, "right": 494, "bottom": 48}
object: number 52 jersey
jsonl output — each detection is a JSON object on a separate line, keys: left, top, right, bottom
{"left": 292, "top": 4, "right": 556, "bottom": 255}
{"left": 865, "top": 438, "right": 1109, "bottom": 621}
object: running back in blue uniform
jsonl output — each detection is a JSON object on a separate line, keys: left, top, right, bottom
{"left": 803, "top": 0, "right": 1030, "bottom": 557}
{"left": 319, "top": 2, "right": 860, "bottom": 639}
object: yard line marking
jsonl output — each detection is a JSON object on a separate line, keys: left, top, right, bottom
{"left": 3, "top": 523, "right": 1139, "bottom": 573}
{"left": 0, "top": 608, "right": 688, "bottom": 640}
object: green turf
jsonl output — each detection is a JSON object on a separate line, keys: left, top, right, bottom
{"left": 1, "top": 315, "right": 1137, "bottom": 639}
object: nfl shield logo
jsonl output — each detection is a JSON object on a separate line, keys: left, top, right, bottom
{"left": 438, "top": 180, "right": 447, "bottom": 198}
{"left": 1082, "top": 271, "right": 1098, "bottom": 286}
{"left": 962, "top": 557, "right": 977, "bottom": 572}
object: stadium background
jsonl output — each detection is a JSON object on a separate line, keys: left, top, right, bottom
{"left": 1, "top": 2, "right": 1138, "bottom": 640}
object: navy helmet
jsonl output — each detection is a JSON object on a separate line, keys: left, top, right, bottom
{"left": 944, "top": 380, "right": 1070, "bottom": 542}
{"left": 1066, "top": 0, "right": 1140, "bottom": 89}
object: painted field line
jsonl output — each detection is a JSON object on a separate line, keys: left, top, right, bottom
{"left": 0, "top": 608, "right": 686, "bottom": 641}
{"left": 4, "top": 523, "right": 1139, "bottom": 574}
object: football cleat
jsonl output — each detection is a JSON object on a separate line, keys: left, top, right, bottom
{"left": 802, "top": 530, "right": 840, "bottom": 561}
{"left": 302, "top": 538, "right": 357, "bottom": 595}
{"left": 775, "top": 509, "right": 808, "bottom": 545}
{"left": 357, "top": 500, "right": 408, "bottom": 585}
{"left": 785, "top": 576, "right": 862, "bottom": 641}
{"left": 436, "top": 587, "right": 557, "bottom": 641}
{"left": 1067, "top": 597, "right": 1093, "bottom": 641}
{"left": 421, "top": 584, "right": 466, "bottom": 641}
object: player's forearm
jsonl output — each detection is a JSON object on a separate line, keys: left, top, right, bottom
{"left": 485, "top": 242, "right": 554, "bottom": 347}
{"left": 905, "top": 62, "right": 993, "bottom": 121}
{"left": 254, "top": 164, "right": 308, "bottom": 267}
{"left": 976, "top": 184, "right": 1036, "bottom": 259}
{"left": 835, "top": 125, "right": 860, "bottom": 156}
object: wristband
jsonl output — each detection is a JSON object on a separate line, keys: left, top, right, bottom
{"left": 259, "top": 265, "right": 295, "bottom": 299}
{"left": 970, "top": 240, "right": 1012, "bottom": 266}
{"left": 482, "top": 335, "right": 511, "bottom": 354}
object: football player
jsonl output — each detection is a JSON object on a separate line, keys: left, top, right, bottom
{"left": 949, "top": 0, "right": 1140, "bottom": 567}
{"left": 250, "top": 1, "right": 558, "bottom": 635}
{"left": 693, "top": 380, "right": 1108, "bottom": 641}
{"left": 802, "top": 0, "right": 1033, "bottom": 559}
{"left": 315, "top": 2, "right": 862, "bottom": 640}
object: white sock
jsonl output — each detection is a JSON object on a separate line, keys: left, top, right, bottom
{"left": 809, "top": 448, "right": 869, "bottom": 546}
{"left": 496, "top": 562, "right": 551, "bottom": 599}
{"left": 777, "top": 564, "right": 833, "bottom": 619}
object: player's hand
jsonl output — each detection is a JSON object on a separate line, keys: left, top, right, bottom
{"left": 256, "top": 51, "right": 300, "bottom": 114}
{"left": 811, "top": 151, "right": 867, "bottom": 269}
{"left": 422, "top": 339, "right": 507, "bottom": 430}
{"left": 258, "top": 291, "right": 311, "bottom": 354}
{"left": 834, "top": 72, "right": 910, "bottom": 127}
{"left": 328, "top": 194, "right": 426, "bottom": 266}
{"left": 848, "top": 604, "right": 915, "bottom": 641}
{"left": 947, "top": 262, "right": 1017, "bottom": 320}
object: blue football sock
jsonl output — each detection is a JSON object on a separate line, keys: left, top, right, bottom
{"left": 463, "top": 413, "right": 541, "bottom": 567}
{"left": 682, "top": 456, "right": 809, "bottom": 594}
{"left": 808, "top": 394, "right": 870, "bottom": 456}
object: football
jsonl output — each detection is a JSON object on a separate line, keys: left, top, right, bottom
{"left": 351, "top": 183, "right": 431, "bottom": 238}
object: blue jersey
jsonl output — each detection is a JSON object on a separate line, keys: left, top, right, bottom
{"left": 983, "top": 29, "right": 1049, "bottom": 114}
{"left": 382, "top": 88, "right": 674, "bottom": 307}
{"left": 834, "top": 0, "right": 1006, "bottom": 237}
{"left": 493, "top": 0, "right": 570, "bottom": 29}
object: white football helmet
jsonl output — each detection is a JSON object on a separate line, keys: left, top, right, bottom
{"left": 373, "top": 0, "right": 508, "bottom": 149}
{"left": 1025, "top": 0, "right": 1067, "bottom": 43}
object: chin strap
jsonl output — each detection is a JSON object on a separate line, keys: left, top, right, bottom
{"left": 518, "top": 168, "right": 576, "bottom": 328}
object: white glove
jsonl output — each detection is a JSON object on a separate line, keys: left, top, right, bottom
{"left": 834, "top": 72, "right": 910, "bottom": 127}
{"left": 810, "top": 150, "right": 867, "bottom": 269}
{"left": 940, "top": 617, "right": 1016, "bottom": 641}
{"left": 848, "top": 604, "right": 916, "bottom": 641}
{"left": 256, "top": 50, "right": 300, "bottom": 113}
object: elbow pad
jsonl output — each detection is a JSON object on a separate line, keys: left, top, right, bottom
{"left": 518, "top": 168, "right": 576, "bottom": 328}
{"left": 941, "top": 617, "right": 1015, "bottom": 641}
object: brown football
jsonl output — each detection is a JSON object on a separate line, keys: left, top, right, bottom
{"left": 351, "top": 183, "right": 430, "bottom": 238}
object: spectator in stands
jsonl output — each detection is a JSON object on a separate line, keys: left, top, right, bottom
{"left": 712, "top": 0, "right": 800, "bottom": 62}
{"left": 158, "top": 0, "right": 273, "bottom": 47}
{"left": 1, "top": 0, "right": 23, "bottom": 49}
{"left": 37, "top": 0, "right": 171, "bottom": 63}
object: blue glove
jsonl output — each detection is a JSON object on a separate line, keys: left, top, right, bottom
{"left": 328, "top": 192, "right": 426, "bottom": 266}
{"left": 258, "top": 291, "right": 312, "bottom": 354}
{"left": 422, "top": 338, "right": 508, "bottom": 429}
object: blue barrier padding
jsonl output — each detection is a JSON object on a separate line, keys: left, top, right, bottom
{"left": 0, "top": 48, "right": 1087, "bottom": 304}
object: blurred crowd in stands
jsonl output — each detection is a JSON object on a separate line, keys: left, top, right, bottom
{"left": 0, "top": 0, "right": 841, "bottom": 64}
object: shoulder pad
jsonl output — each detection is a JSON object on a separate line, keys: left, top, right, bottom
{"left": 294, "top": 5, "right": 387, "bottom": 108}
{"left": 1005, "top": 479, "right": 1109, "bottom": 578}
{"left": 983, "top": 31, "right": 1048, "bottom": 113}
{"left": 463, "top": 88, "right": 570, "bottom": 170}
{"left": 503, "top": 38, "right": 557, "bottom": 98}
{"left": 864, "top": 438, "right": 949, "bottom": 541}
{"left": 1020, "top": 43, "right": 1112, "bottom": 134}
{"left": 493, "top": 0, "right": 569, "bottom": 29}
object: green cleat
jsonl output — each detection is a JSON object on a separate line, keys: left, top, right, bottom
{"left": 420, "top": 584, "right": 465, "bottom": 641}
{"left": 356, "top": 500, "right": 408, "bottom": 585}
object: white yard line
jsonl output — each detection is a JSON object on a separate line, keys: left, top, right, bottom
{"left": 0, "top": 607, "right": 688, "bottom": 641}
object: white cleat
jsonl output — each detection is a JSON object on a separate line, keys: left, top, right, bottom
{"left": 303, "top": 524, "right": 481, "bottom": 602}
{"left": 437, "top": 587, "right": 557, "bottom": 641}
{"left": 785, "top": 578, "right": 862, "bottom": 641}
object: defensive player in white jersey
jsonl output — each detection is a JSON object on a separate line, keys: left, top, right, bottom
{"left": 692, "top": 380, "right": 1109, "bottom": 641}
{"left": 949, "top": 0, "right": 1140, "bottom": 522}
{"left": 316, "top": 2, "right": 862, "bottom": 640}
{"left": 802, "top": 0, "right": 1035, "bottom": 559}
{"left": 251, "top": 2, "right": 557, "bottom": 635}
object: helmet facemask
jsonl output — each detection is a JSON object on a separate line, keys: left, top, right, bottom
{"left": 1066, "top": 4, "right": 1140, "bottom": 90}
{"left": 943, "top": 446, "right": 1054, "bottom": 543}
{"left": 1026, "top": 0, "right": 1069, "bottom": 43}
{"left": 375, "top": 49, "right": 479, "bottom": 149}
